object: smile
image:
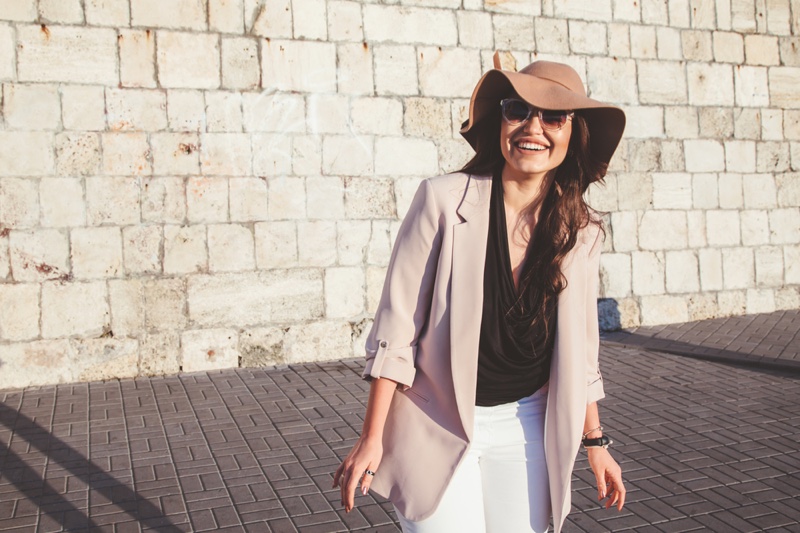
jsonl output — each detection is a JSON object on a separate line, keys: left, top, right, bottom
{"left": 515, "top": 141, "right": 547, "bottom": 152}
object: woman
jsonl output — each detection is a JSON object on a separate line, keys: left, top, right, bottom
{"left": 333, "top": 54, "right": 627, "bottom": 532}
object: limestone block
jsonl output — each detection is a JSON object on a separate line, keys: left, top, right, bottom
{"left": 363, "top": 5, "right": 457, "bottom": 45}
{"left": 208, "top": 224, "right": 255, "bottom": 272}
{"left": 86, "top": 177, "right": 141, "bottom": 226}
{"left": 608, "top": 22, "right": 631, "bottom": 57}
{"left": 630, "top": 25, "right": 657, "bottom": 58}
{"left": 651, "top": 173, "right": 691, "bottom": 209}
{"left": 717, "top": 289, "right": 745, "bottom": 317}
{"left": 636, "top": 60, "right": 686, "bottom": 104}
{"left": 0, "top": 178, "right": 38, "bottom": 228}
{"left": 307, "top": 94, "right": 351, "bottom": 135}
{"left": 483, "top": 0, "right": 539, "bottom": 14}
{"left": 41, "top": 281, "right": 109, "bottom": 338}
{"left": 119, "top": 30, "right": 156, "bottom": 89}
{"left": 640, "top": 295, "right": 689, "bottom": 326}
{"left": 458, "top": 11, "right": 494, "bottom": 49}
{"left": 157, "top": 31, "right": 219, "bottom": 89}
{"left": 0, "top": 132, "right": 54, "bottom": 176}
{"left": 699, "top": 248, "right": 723, "bottom": 290}
{"left": 351, "top": 98, "right": 403, "bottom": 136}
{"left": 144, "top": 278, "right": 186, "bottom": 331}
{"left": 638, "top": 210, "right": 688, "bottom": 250}
{"left": 132, "top": 0, "right": 206, "bottom": 28}
{"left": 620, "top": 106, "right": 661, "bottom": 139}
{"left": 610, "top": 211, "right": 638, "bottom": 252}
{"left": 599, "top": 297, "right": 640, "bottom": 330}
{"left": 713, "top": 31, "right": 744, "bottom": 63}
{"left": 3, "top": 83, "right": 61, "bottom": 130}
{"left": 745, "top": 289, "right": 775, "bottom": 314}
{"left": 0, "top": 0, "right": 36, "bottom": 21}
{"left": 187, "top": 270, "right": 323, "bottom": 325}
{"left": 368, "top": 220, "right": 393, "bottom": 266}
{"left": 624, "top": 140, "right": 659, "bottom": 172}
{"left": 17, "top": 25, "right": 117, "bottom": 84}
{"left": 228, "top": 178, "right": 268, "bottom": 223}
{"left": 613, "top": 0, "right": 640, "bottom": 20}
{"left": 769, "top": 208, "right": 800, "bottom": 243}
{"left": 85, "top": 0, "right": 130, "bottom": 25}
{"left": 56, "top": 133, "right": 100, "bottom": 177}
{"left": 367, "top": 266, "right": 387, "bottom": 314}
{"left": 631, "top": 250, "right": 665, "bottom": 295}
{"left": 681, "top": 30, "right": 712, "bottom": 61}
{"left": 9, "top": 229, "right": 69, "bottom": 281}
{"left": 210, "top": 0, "right": 244, "bottom": 33}
{"left": 337, "top": 43, "right": 374, "bottom": 96}
{"left": 292, "top": 0, "right": 326, "bottom": 39}
{"left": 374, "top": 45, "right": 417, "bottom": 96}
{"left": 140, "top": 332, "right": 181, "bottom": 376}
{"left": 692, "top": 173, "right": 718, "bottom": 208}
{"left": 689, "top": 0, "right": 715, "bottom": 27}
{"left": 262, "top": 40, "right": 336, "bottom": 93}
{"left": 740, "top": 209, "right": 770, "bottom": 245}
{"left": 187, "top": 177, "right": 228, "bottom": 222}
{"left": 724, "top": 140, "right": 756, "bottom": 173}
{"left": 322, "top": 135, "right": 374, "bottom": 176}
{"left": 707, "top": 210, "right": 741, "bottom": 246}
{"left": 779, "top": 37, "right": 800, "bottom": 67}
{"left": 684, "top": 140, "right": 725, "bottom": 172}
{"left": 733, "top": 108, "right": 761, "bottom": 140}
{"left": 375, "top": 137, "right": 438, "bottom": 176}
{"left": 166, "top": 89, "right": 205, "bottom": 131}
{"left": 268, "top": 176, "right": 305, "bottom": 220}
{"left": 60, "top": 85, "right": 105, "bottom": 131}
{"left": 769, "top": 67, "right": 800, "bottom": 108}
{"left": 123, "top": 225, "right": 161, "bottom": 274}
{"left": 664, "top": 107, "right": 698, "bottom": 139}
{"left": 163, "top": 225, "right": 208, "bottom": 274}
{"left": 438, "top": 139, "right": 473, "bottom": 175}
{"left": 328, "top": 1, "right": 363, "bottom": 42}
{"left": 722, "top": 247, "right": 754, "bottom": 289}
{"left": 734, "top": 66, "right": 769, "bottom": 108}
{"left": 687, "top": 293, "right": 718, "bottom": 321}
{"left": 141, "top": 177, "right": 186, "bottom": 224}
{"left": 668, "top": 0, "right": 690, "bottom": 27}
{"left": 766, "top": 0, "right": 792, "bottom": 34}
{"left": 221, "top": 37, "right": 259, "bottom": 90}
{"left": 792, "top": 142, "right": 800, "bottom": 170}
{"left": 775, "top": 286, "right": 800, "bottom": 311}
{"left": 0, "top": 24, "right": 15, "bottom": 81}
{"left": 403, "top": 98, "right": 451, "bottom": 139}
{"left": 493, "top": 15, "right": 534, "bottom": 51}
{"left": 731, "top": 0, "right": 756, "bottom": 31}
{"left": 393, "top": 177, "right": 425, "bottom": 220}
{"left": 785, "top": 244, "right": 800, "bottom": 284}
{"left": 325, "top": 267, "right": 365, "bottom": 317}
{"left": 418, "top": 47, "right": 481, "bottom": 99}
{"left": 0, "top": 234, "right": 7, "bottom": 280}
{"left": 108, "top": 279, "right": 144, "bottom": 337}
{"left": 0, "top": 340, "right": 73, "bottom": 388}
{"left": 756, "top": 142, "right": 790, "bottom": 173}
{"left": 553, "top": 0, "right": 611, "bottom": 20}
{"left": 665, "top": 250, "right": 699, "bottom": 293}
{"left": 337, "top": 220, "right": 371, "bottom": 265}
{"left": 200, "top": 133, "right": 252, "bottom": 176}
{"left": 599, "top": 253, "right": 631, "bottom": 298}
{"left": 688, "top": 63, "right": 734, "bottom": 106}
{"left": 284, "top": 320, "right": 352, "bottom": 363}
{"left": 687, "top": 210, "right": 706, "bottom": 248}
{"left": 742, "top": 173, "right": 777, "bottom": 209}
{"left": 744, "top": 34, "right": 780, "bottom": 66}
{"left": 39, "top": 178, "right": 84, "bottom": 227}
{"left": 150, "top": 133, "right": 199, "bottom": 176}
{"left": 776, "top": 173, "right": 800, "bottom": 206}
{"left": 71, "top": 227, "right": 123, "bottom": 279}
{"left": 254, "top": 221, "right": 297, "bottom": 268}
{"left": 566, "top": 21, "right": 606, "bottom": 56}
{"left": 205, "top": 91, "right": 243, "bottom": 132}
{"left": 0, "top": 284, "right": 39, "bottom": 341}
{"left": 239, "top": 327, "right": 285, "bottom": 366}
{"left": 292, "top": 135, "right": 323, "bottom": 175}
{"left": 759, "top": 109, "right": 782, "bottom": 141}
{"left": 102, "top": 133, "right": 151, "bottom": 176}
{"left": 242, "top": 92, "right": 305, "bottom": 133}
{"left": 616, "top": 172, "right": 653, "bottom": 210}
{"left": 345, "top": 177, "right": 395, "bottom": 219}
{"left": 718, "top": 173, "right": 743, "bottom": 208}
{"left": 586, "top": 57, "right": 637, "bottom": 104}
{"left": 307, "top": 176, "right": 345, "bottom": 220}
{"left": 754, "top": 245, "right": 783, "bottom": 287}
{"left": 655, "top": 27, "right": 682, "bottom": 60}
{"left": 586, "top": 174, "right": 617, "bottom": 211}
{"left": 181, "top": 329, "right": 239, "bottom": 373}
{"left": 297, "top": 220, "right": 337, "bottom": 266}
{"left": 248, "top": 0, "right": 292, "bottom": 38}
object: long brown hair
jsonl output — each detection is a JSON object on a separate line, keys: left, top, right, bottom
{"left": 460, "top": 109, "right": 608, "bottom": 342}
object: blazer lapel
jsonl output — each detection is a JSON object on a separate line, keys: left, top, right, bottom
{"left": 450, "top": 174, "right": 491, "bottom": 440}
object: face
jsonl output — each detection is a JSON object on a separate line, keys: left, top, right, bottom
{"left": 499, "top": 99, "right": 573, "bottom": 182}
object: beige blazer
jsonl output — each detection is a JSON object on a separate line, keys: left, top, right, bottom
{"left": 362, "top": 172, "right": 605, "bottom": 532}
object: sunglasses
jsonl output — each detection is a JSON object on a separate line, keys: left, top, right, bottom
{"left": 500, "top": 98, "right": 574, "bottom": 131}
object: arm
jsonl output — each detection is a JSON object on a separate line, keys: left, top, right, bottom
{"left": 584, "top": 402, "right": 625, "bottom": 510}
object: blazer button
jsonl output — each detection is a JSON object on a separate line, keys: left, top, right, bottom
{"left": 380, "top": 341, "right": 387, "bottom": 348}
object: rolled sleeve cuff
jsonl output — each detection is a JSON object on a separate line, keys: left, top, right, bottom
{"left": 587, "top": 374, "right": 605, "bottom": 404}
{"left": 362, "top": 341, "right": 417, "bottom": 389}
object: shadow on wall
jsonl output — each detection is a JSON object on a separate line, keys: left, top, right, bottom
{"left": 597, "top": 298, "right": 622, "bottom": 332}
{"left": 0, "top": 403, "right": 184, "bottom": 531}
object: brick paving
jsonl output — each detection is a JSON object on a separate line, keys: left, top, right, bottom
{"left": 1, "top": 312, "right": 799, "bottom": 532}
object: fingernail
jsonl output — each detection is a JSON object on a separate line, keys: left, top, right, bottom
{"left": 362, "top": 486, "right": 368, "bottom": 496}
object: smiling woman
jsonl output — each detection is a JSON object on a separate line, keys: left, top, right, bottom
{"left": 333, "top": 53, "right": 628, "bottom": 533}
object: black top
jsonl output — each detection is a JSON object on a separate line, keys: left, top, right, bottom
{"left": 475, "top": 171, "right": 556, "bottom": 407}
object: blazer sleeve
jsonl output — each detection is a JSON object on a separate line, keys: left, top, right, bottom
{"left": 362, "top": 178, "right": 443, "bottom": 389}
{"left": 585, "top": 224, "right": 605, "bottom": 404}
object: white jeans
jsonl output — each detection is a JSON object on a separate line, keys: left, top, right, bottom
{"left": 395, "top": 384, "right": 550, "bottom": 533}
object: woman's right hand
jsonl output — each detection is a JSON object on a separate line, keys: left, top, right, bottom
{"left": 332, "top": 435, "right": 383, "bottom": 512}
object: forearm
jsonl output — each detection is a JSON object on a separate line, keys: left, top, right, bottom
{"left": 361, "top": 377, "right": 397, "bottom": 440}
{"left": 583, "top": 401, "right": 602, "bottom": 439}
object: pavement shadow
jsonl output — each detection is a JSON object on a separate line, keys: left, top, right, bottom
{"left": 0, "top": 402, "right": 184, "bottom": 532}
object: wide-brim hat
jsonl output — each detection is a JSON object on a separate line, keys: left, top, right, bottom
{"left": 460, "top": 53, "right": 626, "bottom": 167}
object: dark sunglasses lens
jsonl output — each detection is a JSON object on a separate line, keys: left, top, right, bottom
{"left": 540, "top": 111, "right": 568, "bottom": 129}
{"left": 502, "top": 100, "right": 530, "bottom": 123}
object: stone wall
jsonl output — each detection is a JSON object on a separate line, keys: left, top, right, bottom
{"left": 0, "top": 0, "right": 798, "bottom": 388}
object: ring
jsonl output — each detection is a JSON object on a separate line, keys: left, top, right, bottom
{"left": 365, "top": 469, "right": 376, "bottom": 476}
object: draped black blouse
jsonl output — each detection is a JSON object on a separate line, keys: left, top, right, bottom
{"left": 475, "top": 171, "right": 556, "bottom": 407}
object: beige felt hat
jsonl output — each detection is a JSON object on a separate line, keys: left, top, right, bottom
{"left": 460, "top": 53, "right": 626, "bottom": 166}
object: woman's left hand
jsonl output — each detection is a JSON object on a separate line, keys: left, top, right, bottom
{"left": 587, "top": 447, "right": 626, "bottom": 511}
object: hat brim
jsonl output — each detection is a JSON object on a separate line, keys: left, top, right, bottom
{"left": 460, "top": 69, "right": 626, "bottom": 167}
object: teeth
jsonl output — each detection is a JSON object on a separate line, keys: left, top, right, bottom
{"left": 517, "top": 142, "right": 546, "bottom": 151}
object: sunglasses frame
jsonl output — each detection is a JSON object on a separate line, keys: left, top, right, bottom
{"left": 499, "top": 98, "right": 574, "bottom": 131}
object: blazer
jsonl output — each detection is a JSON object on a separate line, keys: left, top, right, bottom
{"left": 362, "top": 172, "right": 605, "bottom": 532}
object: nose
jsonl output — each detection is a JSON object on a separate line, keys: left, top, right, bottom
{"left": 522, "top": 112, "right": 544, "bottom": 134}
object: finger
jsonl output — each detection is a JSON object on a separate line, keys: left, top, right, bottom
{"left": 360, "top": 463, "right": 377, "bottom": 496}
{"left": 333, "top": 463, "right": 344, "bottom": 489}
{"left": 594, "top": 471, "right": 607, "bottom": 500}
{"left": 345, "top": 469, "right": 363, "bottom": 512}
